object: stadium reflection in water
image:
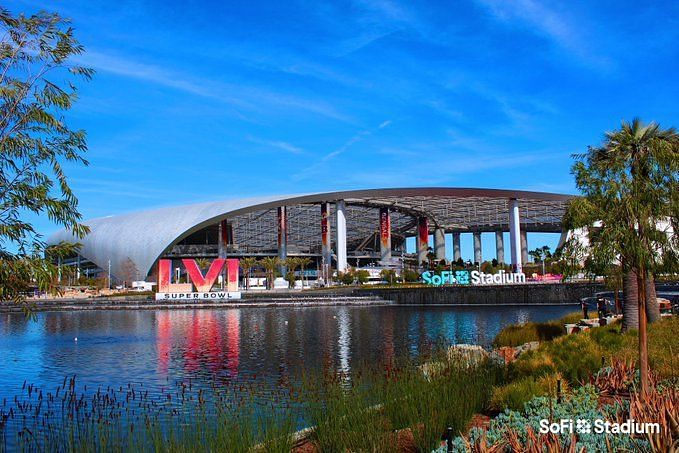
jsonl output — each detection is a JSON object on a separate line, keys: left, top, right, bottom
{"left": 0, "top": 305, "right": 575, "bottom": 401}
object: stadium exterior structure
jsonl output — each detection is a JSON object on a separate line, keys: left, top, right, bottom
{"left": 47, "top": 188, "right": 574, "bottom": 284}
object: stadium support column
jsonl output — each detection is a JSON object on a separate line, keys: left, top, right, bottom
{"left": 218, "top": 219, "right": 228, "bottom": 288}
{"left": 509, "top": 198, "right": 522, "bottom": 273}
{"left": 379, "top": 207, "right": 392, "bottom": 264}
{"left": 277, "top": 206, "right": 287, "bottom": 275}
{"left": 495, "top": 231, "right": 505, "bottom": 264}
{"left": 473, "top": 232, "right": 482, "bottom": 264}
{"left": 416, "top": 216, "right": 429, "bottom": 267}
{"left": 434, "top": 228, "right": 446, "bottom": 262}
{"left": 218, "top": 220, "right": 227, "bottom": 259}
{"left": 453, "top": 232, "right": 461, "bottom": 262}
{"left": 321, "top": 203, "right": 332, "bottom": 282}
{"left": 336, "top": 201, "right": 348, "bottom": 272}
{"left": 521, "top": 230, "right": 529, "bottom": 265}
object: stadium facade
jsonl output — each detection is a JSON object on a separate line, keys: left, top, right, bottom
{"left": 47, "top": 188, "right": 574, "bottom": 284}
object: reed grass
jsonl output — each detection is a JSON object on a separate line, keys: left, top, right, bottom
{"left": 0, "top": 349, "right": 501, "bottom": 452}
{"left": 302, "top": 353, "right": 501, "bottom": 452}
{"left": 492, "top": 312, "right": 593, "bottom": 348}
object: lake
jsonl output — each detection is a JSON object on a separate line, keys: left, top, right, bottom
{"left": 0, "top": 304, "right": 576, "bottom": 398}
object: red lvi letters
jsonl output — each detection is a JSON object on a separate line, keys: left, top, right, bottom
{"left": 157, "top": 258, "right": 239, "bottom": 292}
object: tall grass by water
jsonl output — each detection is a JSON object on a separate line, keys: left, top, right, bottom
{"left": 305, "top": 357, "right": 501, "bottom": 452}
{"left": 492, "top": 311, "right": 594, "bottom": 347}
{"left": 0, "top": 351, "right": 501, "bottom": 451}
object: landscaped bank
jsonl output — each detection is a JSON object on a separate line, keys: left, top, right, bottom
{"left": 440, "top": 317, "right": 679, "bottom": 451}
{"left": 2, "top": 311, "right": 676, "bottom": 451}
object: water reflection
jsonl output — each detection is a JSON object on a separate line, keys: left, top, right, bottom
{"left": 0, "top": 305, "right": 576, "bottom": 401}
{"left": 337, "top": 307, "right": 351, "bottom": 378}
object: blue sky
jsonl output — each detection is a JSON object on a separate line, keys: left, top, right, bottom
{"left": 10, "top": 0, "right": 679, "bottom": 259}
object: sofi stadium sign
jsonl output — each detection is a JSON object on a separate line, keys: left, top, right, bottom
{"left": 155, "top": 258, "right": 241, "bottom": 300}
{"left": 421, "top": 269, "right": 526, "bottom": 286}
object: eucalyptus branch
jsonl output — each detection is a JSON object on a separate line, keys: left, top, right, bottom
{"left": 0, "top": 8, "right": 92, "bottom": 305}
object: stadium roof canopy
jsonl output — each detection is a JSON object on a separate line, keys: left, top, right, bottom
{"left": 48, "top": 187, "right": 574, "bottom": 279}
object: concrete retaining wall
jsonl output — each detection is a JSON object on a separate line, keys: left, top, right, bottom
{"left": 357, "top": 282, "right": 604, "bottom": 305}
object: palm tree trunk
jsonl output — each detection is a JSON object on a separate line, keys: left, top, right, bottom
{"left": 637, "top": 266, "right": 649, "bottom": 395}
{"left": 645, "top": 273, "right": 660, "bottom": 323}
{"left": 622, "top": 269, "right": 639, "bottom": 331}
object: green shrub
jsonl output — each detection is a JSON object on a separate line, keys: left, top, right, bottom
{"left": 489, "top": 373, "right": 567, "bottom": 411}
{"left": 647, "top": 317, "right": 679, "bottom": 379}
{"left": 559, "top": 311, "right": 590, "bottom": 324}
{"left": 337, "top": 270, "right": 355, "bottom": 285}
{"left": 508, "top": 350, "right": 556, "bottom": 380}
{"left": 509, "top": 332, "right": 602, "bottom": 384}
{"left": 493, "top": 312, "right": 605, "bottom": 348}
{"left": 356, "top": 269, "right": 370, "bottom": 284}
{"left": 537, "top": 333, "right": 604, "bottom": 383}
{"left": 507, "top": 316, "right": 679, "bottom": 385}
{"left": 445, "top": 385, "right": 651, "bottom": 452}
{"left": 489, "top": 376, "right": 542, "bottom": 411}
{"left": 379, "top": 269, "right": 397, "bottom": 284}
{"left": 402, "top": 269, "right": 419, "bottom": 282}
{"left": 492, "top": 321, "right": 563, "bottom": 347}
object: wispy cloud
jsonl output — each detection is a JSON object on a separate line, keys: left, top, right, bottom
{"left": 339, "top": 150, "right": 558, "bottom": 187}
{"left": 333, "top": 0, "right": 424, "bottom": 56}
{"left": 474, "top": 0, "right": 613, "bottom": 69}
{"left": 441, "top": 77, "right": 559, "bottom": 134}
{"left": 292, "top": 120, "right": 392, "bottom": 180}
{"left": 72, "top": 178, "right": 179, "bottom": 201}
{"left": 518, "top": 181, "right": 577, "bottom": 194}
{"left": 247, "top": 136, "right": 305, "bottom": 154}
{"left": 354, "top": 0, "right": 415, "bottom": 24}
{"left": 77, "top": 51, "right": 354, "bottom": 122}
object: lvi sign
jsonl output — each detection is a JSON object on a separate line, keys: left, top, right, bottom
{"left": 156, "top": 258, "right": 241, "bottom": 300}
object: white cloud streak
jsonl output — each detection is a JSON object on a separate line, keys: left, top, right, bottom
{"left": 474, "top": 0, "right": 612, "bottom": 69}
{"left": 292, "top": 120, "right": 392, "bottom": 180}
{"left": 247, "top": 136, "right": 305, "bottom": 154}
{"left": 78, "top": 51, "right": 354, "bottom": 123}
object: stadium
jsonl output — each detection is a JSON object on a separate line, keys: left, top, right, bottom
{"left": 47, "top": 187, "right": 574, "bottom": 285}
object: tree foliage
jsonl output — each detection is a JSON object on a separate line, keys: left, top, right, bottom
{"left": 0, "top": 8, "right": 92, "bottom": 304}
{"left": 564, "top": 119, "right": 679, "bottom": 279}
{"left": 258, "top": 256, "right": 280, "bottom": 289}
{"left": 118, "top": 257, "right": 139, "bottom": 286}
{"left": 563, "top": 118, "right": 679, "bottom": 393}
{"left": 528, "top": 245, "right": 551, "bottom": 263}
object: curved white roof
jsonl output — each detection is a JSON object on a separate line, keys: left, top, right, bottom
{"left": 47, "top": 187, "right": 574, "bottom": 279}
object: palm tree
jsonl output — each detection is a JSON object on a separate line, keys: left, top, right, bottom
{"left": 259, "top": 257, "right": 280, "bottom": 290}
{"left": 239, "top": 257, "right": 258, "bottom": 290}
{"left": 194, "top": 258, "right": 211, "bottom": 271}
{"left": 567, "top": 118, "right": 679, "bottom": 394}
{"left": 592, "top": 119, "right": 678, "bottom": 327}
{"left": 622, "top": 268, "right": 638, "bottom": 331}
{"left": 645, "top": 277, "right": 660, "bottom": 323}
{"left": 283, "top": 257, "right": 301, "bottom": 288}
{"left": 297, "top": 257, "right": 313, "bottom": 289}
